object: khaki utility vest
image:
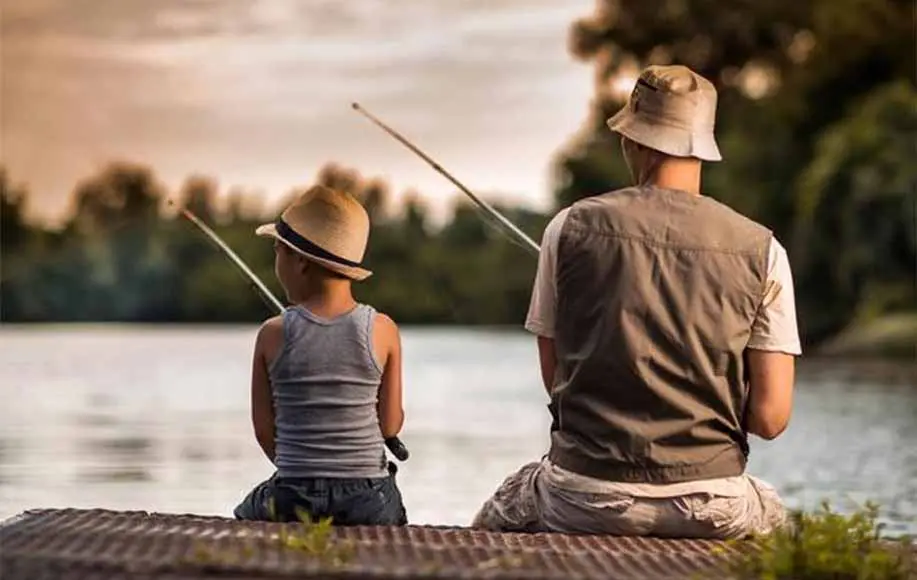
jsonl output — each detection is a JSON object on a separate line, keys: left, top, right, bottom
{"left": 548, "top": 186, "right": 772, "bottom": 483}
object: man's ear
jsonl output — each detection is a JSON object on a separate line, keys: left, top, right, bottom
{"left": 298, "top": 256, "right": 310, "bottom": 275}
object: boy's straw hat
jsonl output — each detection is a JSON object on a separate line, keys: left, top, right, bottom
{"left": 255, "top": 185, "right": 372, "bottom": 281}
{"left": 607, "top": 65, "right": 722, "bottom": 162}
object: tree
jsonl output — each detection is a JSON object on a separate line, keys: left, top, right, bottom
{"left": 179, "top": 175, "right": 220, "bottom": 224}
{"left": 1, "top": 168, "right": 30, "bottom": 252}
{"left": 63, "top": 162, "right": 169, "bottom": 320}
{"left": 792, "top": 81, "right": 917, "bottom": 338}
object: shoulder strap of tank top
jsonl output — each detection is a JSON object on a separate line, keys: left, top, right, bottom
{"left": 357, "top": 304, "right": 383, "bottom": 374}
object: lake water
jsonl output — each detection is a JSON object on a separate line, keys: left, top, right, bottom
{"left": 1, "top": 326, "right": 915, "bottom": 536}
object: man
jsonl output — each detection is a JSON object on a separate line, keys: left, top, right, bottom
{"left": 471, "top": 64, "right": 801, "bottom": 539}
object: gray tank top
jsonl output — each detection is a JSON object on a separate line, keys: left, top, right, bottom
{"left": 270, "top": 303, "right": 388, "bottom": 479}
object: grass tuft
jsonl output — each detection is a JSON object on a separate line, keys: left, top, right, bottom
{"left": 724, "top": 501, "right": 913, "bottom": 579}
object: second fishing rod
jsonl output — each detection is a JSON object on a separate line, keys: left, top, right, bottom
{"left": 352, "top": 103, "right": 542, "bottom": 256}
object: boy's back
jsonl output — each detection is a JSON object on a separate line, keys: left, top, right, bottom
{"left": 234, "top": 184, "right": 407, "bottom": 526}
{"left": 271, "top": 304, "right": 388, "bottom": 479}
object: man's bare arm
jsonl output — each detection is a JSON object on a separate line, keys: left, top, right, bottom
{"left": 537, "top": 336, "right": 557, "bottom": 395}
{"left": 745, "top": 349, "right": 795, "bottom": 440}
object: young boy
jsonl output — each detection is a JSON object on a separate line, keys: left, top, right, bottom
{"left": 233, "top": 184, "right": 408, "bottom": 525}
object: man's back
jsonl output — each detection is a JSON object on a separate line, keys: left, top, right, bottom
{"left": 548, "top": 186, "right": 772, "bottom": 484}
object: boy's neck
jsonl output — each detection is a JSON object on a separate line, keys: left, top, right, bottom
{"left": 290, "top": 282, "right": 357, "bottom": 318}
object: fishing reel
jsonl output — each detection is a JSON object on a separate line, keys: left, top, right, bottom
{"left": 384, "top": 437, "right": 410, "bottom": 461}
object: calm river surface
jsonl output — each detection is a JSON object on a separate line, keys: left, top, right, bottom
{"left": 1, "top": 326, "right": 914, "bottom": 535}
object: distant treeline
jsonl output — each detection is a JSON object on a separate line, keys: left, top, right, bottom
{"left": 2, "top": 0, "right": 915, "bottom": 351}
{"left": 1, "top": 162, "right": 549, "bottom": 327}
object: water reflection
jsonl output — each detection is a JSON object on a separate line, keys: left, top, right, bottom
{"left": 77, "top": 409, "right": 156, "bottom": 483}
{"left": 78, "top": 465, "right": 153, "bottom": 483}
{"left": 180, "top": 445, "right": 213, "bottom": 463}
{"left": 798, "top": 358, "right": 917, "bottom": 386}
{"left": 0, "top": 439, "right": 10, "bottom": 486}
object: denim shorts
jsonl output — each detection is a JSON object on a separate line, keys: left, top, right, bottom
{"left": 234, "top": 466, "right": 408, "bottom": 526}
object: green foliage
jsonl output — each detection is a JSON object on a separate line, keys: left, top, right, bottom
{"left": 792, "top": 81, "right": 917, "bottom": 339}
{"left": 188, "top": 500, "right": 354, "bottom": 568}
{"left": 268, "top": 498, "right": 355, "bottom": 565}
{"left": 725, "top": 502, "right": 914, "bottom": 579}
{"left": 277, "top": 508, "right": 354, "bottom": 565}
{"left": 0, "top": 161, "right": 540, "bottom": 326}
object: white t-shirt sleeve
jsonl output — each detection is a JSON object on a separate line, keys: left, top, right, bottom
{"left": 524, "top": 208, "right": 570, "bottom": 338}
{"left": 747, "top": 238, "right": 803, "bottom": 355}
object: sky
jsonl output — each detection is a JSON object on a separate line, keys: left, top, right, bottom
{"left": 2, "top": 0, "right": 598, "bottom": 225}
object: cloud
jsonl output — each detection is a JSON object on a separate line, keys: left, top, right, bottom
{"left": 2, "top": 0, "right": 596, "bottom": 222}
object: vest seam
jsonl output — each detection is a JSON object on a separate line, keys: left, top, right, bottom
{"left": 562, "top": 222, "right": 769, "bottom": 256}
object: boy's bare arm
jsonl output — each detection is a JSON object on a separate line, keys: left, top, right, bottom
{"left": 374, "top": 313, "right": 405, "bottom": 438}
{"left": 251, "top": 316, "right": 283, "bottom": 462}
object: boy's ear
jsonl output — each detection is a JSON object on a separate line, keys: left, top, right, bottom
{"left": 299, "top": 256, "right": 310, "bottom": 275}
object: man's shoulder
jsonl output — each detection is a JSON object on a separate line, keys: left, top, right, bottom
{"left": 547, "top": 206, "right": 572, "bottom": 228}
{"left": 568, "top": 187, "right": 641, "bottom": 209}
{"left": 560, "top": 187, "right": 639, "bottom": 227}
{"left": 699, "top": 195, "right": 772, "bottom": 236}
{"left": 540, "top": 206, "right": 572, "bottom": 245}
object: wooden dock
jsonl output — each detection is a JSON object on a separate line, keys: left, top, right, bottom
{"left": 0, "top": 508, "right": 753, "bottom": 579}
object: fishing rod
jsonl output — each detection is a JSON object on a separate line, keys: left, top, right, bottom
{"left": 169, "top": 200, "right": 410, "bottom": 462}
{"left": 170, "top": 202, "right": 284, "bottom": 313}
{"left": 351, "top": 103, "right": 542, "bottom": 256}
{"left": 350, "top": 106, "right": 556, "bottom": 433}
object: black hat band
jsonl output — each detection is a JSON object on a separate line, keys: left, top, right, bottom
{"left": 275, "top": 218, "right": 363, "bottom": 268}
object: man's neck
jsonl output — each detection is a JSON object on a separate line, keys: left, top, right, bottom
{"left": 645, "top": 161, "right": 702, "bottom": 195}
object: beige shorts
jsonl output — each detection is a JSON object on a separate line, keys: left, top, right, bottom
{"left": 471, "top": 460, "right": 787, "bottom": 539}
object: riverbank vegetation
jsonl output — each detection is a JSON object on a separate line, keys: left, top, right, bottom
{"left": 724, "top": 502, "right": 914, "bottom": 579}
